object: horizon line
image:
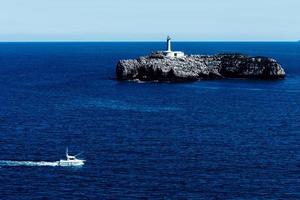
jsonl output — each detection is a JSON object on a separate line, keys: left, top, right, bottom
{"left": 0, "top": 40, "right": 299, "bottom": 43}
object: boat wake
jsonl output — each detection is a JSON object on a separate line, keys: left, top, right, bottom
{"left": 0, "top": 160, "right": 59, "bottom": 167}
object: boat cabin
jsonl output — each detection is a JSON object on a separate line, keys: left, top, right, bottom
{"left": 67, "top": 155, "right": 76, "bottom": 160}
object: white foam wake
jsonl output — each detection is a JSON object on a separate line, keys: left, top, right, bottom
{"left": 0, "top": 160, "right": 59, "bottom": 167}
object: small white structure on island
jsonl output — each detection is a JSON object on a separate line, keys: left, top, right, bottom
{"left": 163, "top": 36, "right": 185, "bottom": 58}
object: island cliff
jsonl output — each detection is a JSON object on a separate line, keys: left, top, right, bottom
{"left": 116, "top": 52, "right": 285, "bottom": 82}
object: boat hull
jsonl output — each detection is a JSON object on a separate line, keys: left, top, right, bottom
{"left": 58, "top": 160, "right": 85, "bottom": 167}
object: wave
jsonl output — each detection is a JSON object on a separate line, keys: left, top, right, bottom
{"left": 0, "top": 160, "right": 59, "bottom": 167}
{"left": 70, "top": 98, "right": 183, "bottom": 113}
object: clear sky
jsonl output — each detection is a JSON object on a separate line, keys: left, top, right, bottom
{"left": 0, "top": 0, "right": 299, "bottom": 41}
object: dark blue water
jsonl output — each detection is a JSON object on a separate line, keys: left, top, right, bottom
{"left": 0, "top": 42, "right": 299, "bottom": 199}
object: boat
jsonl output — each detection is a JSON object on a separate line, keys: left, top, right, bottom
{"left": 57, "top": 148, "right": 85, "bottom": 167}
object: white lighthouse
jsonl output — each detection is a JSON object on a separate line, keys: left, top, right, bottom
{"left": 167, "top": 36, "right": 172, "bottom": 52}
{"left": 163, "top": 36, "right": 185, "bottom": 58}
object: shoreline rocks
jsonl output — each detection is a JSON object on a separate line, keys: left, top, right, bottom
{"left": 116, "top": 52, "right": 285, "bottom": 82}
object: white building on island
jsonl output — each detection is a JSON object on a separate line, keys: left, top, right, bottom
{"left": 163, "top": 36, "right": 185, "bottom": 58}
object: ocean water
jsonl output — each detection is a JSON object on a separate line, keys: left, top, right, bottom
{"left": 0, "top": 42, "right": 299, "bottom": 199}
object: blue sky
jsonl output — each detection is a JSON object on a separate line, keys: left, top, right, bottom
{"left": 0, "top": 0, "right": 299, "bottom": 41}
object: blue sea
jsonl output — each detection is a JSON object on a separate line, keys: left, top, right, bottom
{"left": 0, "top": 42, "right": 299, "bottom": 199}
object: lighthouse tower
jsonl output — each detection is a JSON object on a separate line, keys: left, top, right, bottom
{"left": 167, "top": 36, "right": 172, "bottom": 52}
{"left": 163, "top": 36, "right": 185, "bottom": 58}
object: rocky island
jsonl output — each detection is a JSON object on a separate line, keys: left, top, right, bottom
{"left": 116, "top": 37, "right": 285, "bottom": 82}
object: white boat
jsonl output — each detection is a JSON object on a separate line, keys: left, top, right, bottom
{"left": 58, "top": 148, "right": 85, "bottom": 167}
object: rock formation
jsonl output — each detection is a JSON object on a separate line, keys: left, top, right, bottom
{"left": 116, "top": 52, "right": 285, "bottom": 82}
